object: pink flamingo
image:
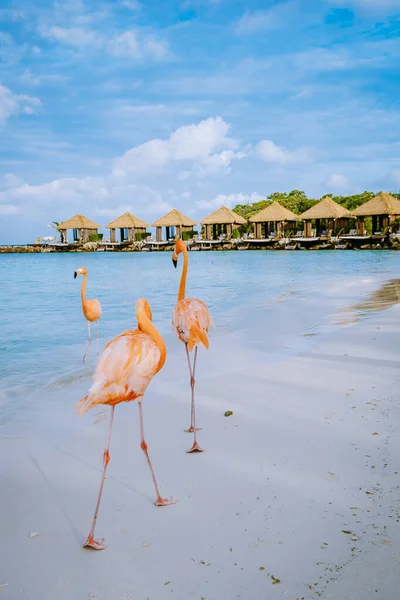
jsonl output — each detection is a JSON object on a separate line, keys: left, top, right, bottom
{"left": 76, "top": 298, "right": 176, "bottom": 550}
{"left": 74, "top": 267, "right": 102, "bottom": 362}
{"left": 172, "top": 239, "right": 213, "bottom": 453}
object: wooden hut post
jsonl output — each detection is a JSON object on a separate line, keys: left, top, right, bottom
{"left": 382, "top": 215, "right": 389, "bottom": 232}
{"left": 177, "top": 225, "right": 182, "bottom": 239}
{"left": 356, "top": 217, "right": 365, "bottom": 235}
{"left": 226, "top": 223, "right": 232, "bottom": 240}
{"left": 304, "top": 220, "right": 312, "bottom": 237}
{"left": 156, "top": 227, "right": 162, "bottom": 242}
{"left": 110, "top": 228, "right": 116, "bottom": 243}
{"left": 204, "top": 225, "right": 211, "bottom": 240}
{"left": 253, "top": 224, "right": 257, "bottom": 238}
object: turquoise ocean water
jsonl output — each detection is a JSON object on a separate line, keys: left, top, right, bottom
{"left": 1, "top": 250, "right": 400, "bottom": 424}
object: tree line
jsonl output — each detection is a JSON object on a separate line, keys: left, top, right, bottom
{"left": 233, "top": 190, "right": 400, "bottom": 223}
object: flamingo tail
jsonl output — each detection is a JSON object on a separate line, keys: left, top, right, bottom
{"left": 74, "top": 395, "right": 93, "bottom": 415}
{"left": 188, "top": 323, "right": 209, "bottom": 351}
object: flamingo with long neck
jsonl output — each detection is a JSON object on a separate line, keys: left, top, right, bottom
{"left": 74, "top": 267, "right": 102, "bottom": 362}
{"left": 172, "top": 239, "right": 213, "bottom": 453}
{"left": 76, "top": 297, "right": 176, "bottom": 550}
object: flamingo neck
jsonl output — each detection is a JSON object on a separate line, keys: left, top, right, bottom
{"left": 137, "top": 308, "right": 166, "bottom": 374}
{"left": 81, "top": 272, "right": 87, "bottom": 307}
{"left": 178, "top": 245, "right": 188, "bottom": 302}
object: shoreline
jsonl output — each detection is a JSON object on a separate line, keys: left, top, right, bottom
{"left": 1, "top": 238, "right": 400, "bottom": 253}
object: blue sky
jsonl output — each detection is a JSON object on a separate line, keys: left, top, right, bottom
{"left": 0, "top": 0, "right": 399, "bottom": 243}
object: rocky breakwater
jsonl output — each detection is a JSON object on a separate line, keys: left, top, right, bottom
{"left": 0, "top": 245, "right": 42, "bottom": 254}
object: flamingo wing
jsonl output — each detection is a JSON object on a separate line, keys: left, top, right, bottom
{"left": 84, "top": 298, "right": 102, "bottom": 321}
{"left": 172, "top": 298, "right": 213, "bottom": 351}
{"left": 76, "top": 330, "right": 160, "bottom": 414}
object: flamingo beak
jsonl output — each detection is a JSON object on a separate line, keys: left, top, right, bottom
{"left": 172, "top": 253, "right": 177, "bottom": 268}
{"left": 74, "top": 271, "right": 77, "bottom": 279}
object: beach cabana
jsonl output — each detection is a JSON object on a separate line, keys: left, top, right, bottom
{"left": 249, "top": 202, "right": 299, "bottom": 239}
{"left": 57, "top": 214, "right": 100, "bottom": 244}
{"left": 200, "top": 206, "right": 247, "bottom": 241}
{"left": 106, "top": 212, "right": 149, "bottom": 243}
{"left": 352, "top": 192, "right": 400, "bottom": 235}
{"left": 151, "top": 209, "right": 196, "bottom": 242}
{"left": 299, "top": 197, "right": 350, "bottom": 237}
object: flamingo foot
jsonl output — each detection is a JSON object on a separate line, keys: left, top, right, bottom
{"left": 155, "top": 497, "right": 177, "bottom": 507}
{"left": 184, "top": 426, "right": 202, "bottom": 433}
{"left": 83, "top": 535, "right": 107, "bottom": 551}
{"left": 187, "top": 441, "right": 204, "bottom": 453}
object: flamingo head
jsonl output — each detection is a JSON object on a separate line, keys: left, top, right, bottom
{"left": 136, "top": 298, "right": 152, "bottom": 322}
{"left": 74, "top": 267, "right": 87, "bottom": 279}
{"left": 172, "top": 239, "right": 186, "bottom": 268}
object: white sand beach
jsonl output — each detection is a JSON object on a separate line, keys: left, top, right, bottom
{"left": 1, "top": 297, "right": 399, "bottom": 600}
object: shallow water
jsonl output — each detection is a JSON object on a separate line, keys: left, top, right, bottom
{"left": 1, "top": 250, "right": 400, "bottom": 419}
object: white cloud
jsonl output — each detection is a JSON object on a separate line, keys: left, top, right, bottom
{"left": 108, "top": 30, "right": 170, "bottom": 61}
{"left": 19, "top": 69, "right": 66, "bottom": 86}
{"left": 235, "top": 10, "right": 274, "bottom": 34}
{"left": 121, "top": 0, "right": 142, "bottom": 10}
{"left": 113, "top": 117, "right": 240, "bottom": 178}
{"left": 329, "top": 0, "right": 400, "bottom": 12}
{"left": 256, "top": 140, "right": 310, "bottom": 165}
{"left": 0, "top": 118, "right": 247, "bottom": 224}
{"left": 39, "top": 25, "right": 101, "bottom": 47}
{"left": 0, "top": 204, "right": 19, "bottom": 215}
{"left": 0, "top": 173, "right": 24, "bottom": 189}
{"left": 0, "top": 84, "right": 42, "bottom": 125}
{"left": 326, "top": 174, "right": 351, "bottom": 191}
{"left": 197, "top": 192, "right": 264, "bottom": 210}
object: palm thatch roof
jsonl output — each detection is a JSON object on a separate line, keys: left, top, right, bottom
{"left": 151, "top": 209, "right": 197, "bottom": 227}
{"left": 249, "top": 201, "right": 299, "bottom": 223}
{"left": 106, "top": 212, "right": 149, "bottom": 229}
{"left": 58, "top": 214, "right": 100, "bottom": 229}
{"left": 352, "top": 192, "right": 400, "bottom": 217}
{"left": 299, "top": 197, "right": 350, "bottom": 220}
{"left": 200, "top": 205, "right": 247, "bottom": 226}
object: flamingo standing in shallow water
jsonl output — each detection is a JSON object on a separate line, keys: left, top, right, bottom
{"left": 172, "top": 239, "right": 213, "bottom": 453}
{"left": 74, "top": 267, "right": 102, "bottom": 362}
{"left": 76, "top": 297, "right": 176, "bottom": 550}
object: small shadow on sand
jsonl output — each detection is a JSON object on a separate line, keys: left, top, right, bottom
{"left": 334, "top": 279, "right": 400, "bottom": 325}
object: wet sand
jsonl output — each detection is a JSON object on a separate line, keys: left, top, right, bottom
{"left": 1, "top": 302, "right": 400, "bottom": 599}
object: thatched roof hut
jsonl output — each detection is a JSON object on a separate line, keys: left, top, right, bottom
{"left": 58, "top": 213, "right": 100, "bottom": 243}
{"left": 151, "top": 209, "right": 197, "bottom": 241}
{"left": 352, "top": 193, "right": 400, "bottom": 216}
{"left": 299, "top": 197, "right": 350, "bottom": 221}
{"left": 200, "top": 206, "right": 246, "bottom": 240}
{"left": 352, "top": 192, "right": 400, "bottom": 235}
{"left": 106, "top": 212, "right": 149, "bottom": 243}
{"left": 249, "top": 202, "right": 299, "bottom": 223}
{"left": 249, "top": 202, "right": 299, "bottom": 238}
{"left": 299, "top": 197, "right": 350, "bottom": 237}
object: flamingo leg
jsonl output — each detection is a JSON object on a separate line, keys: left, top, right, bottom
{"left": 96, "top": 321, "right": 99, "bottom": 355}
{"left": 82, "top": 321, "right": 91, "bottom": 363}
{"left": 83, "top": 406, "right": 115, "bottom": 550}
{"left": 138, "top": 401, "right": 176, "bottom": 507}
{"left": 185, "top": 345, "right": 204, "bottom": 453}
{"left": 184, "top": 344, "right": 202, "bottom": 434}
